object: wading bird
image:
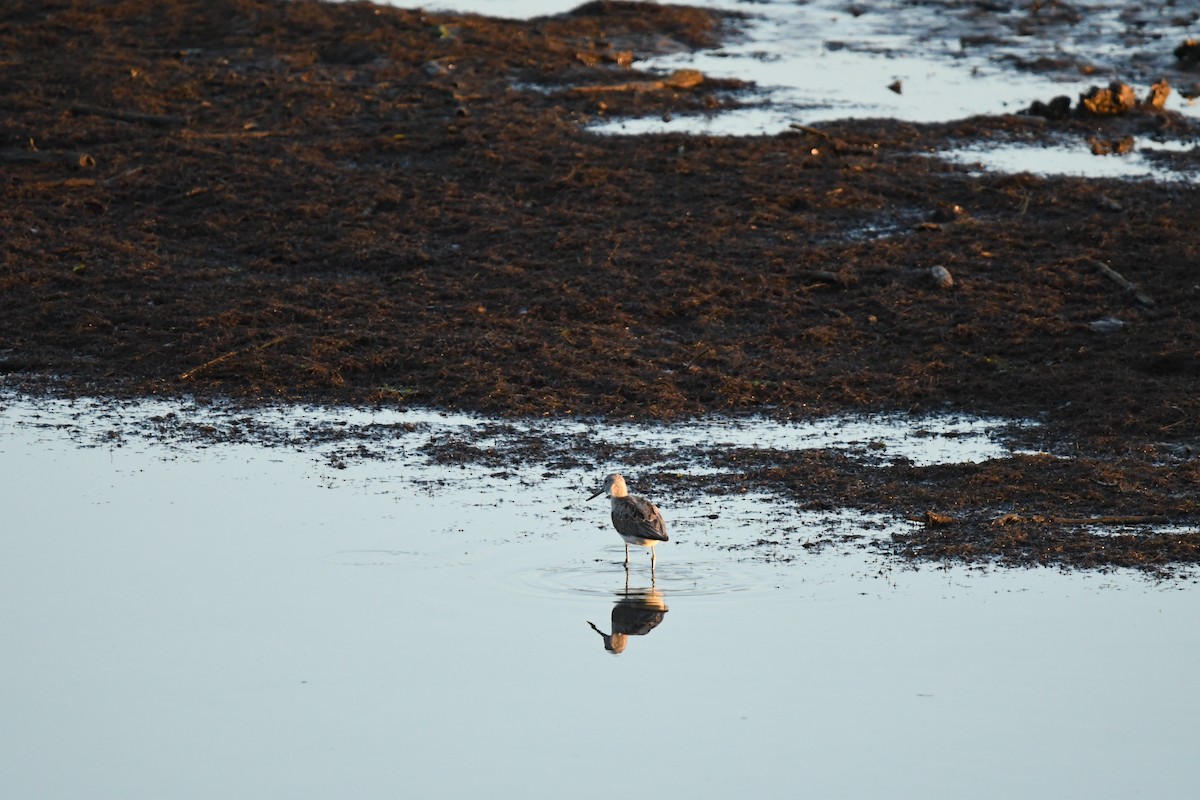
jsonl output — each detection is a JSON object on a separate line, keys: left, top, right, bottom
{"left": 587, "top": 473, "right": 668, "bottom": 571}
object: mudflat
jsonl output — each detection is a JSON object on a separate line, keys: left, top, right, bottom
{"left": 2, "top": 0, "right": 1197, "bottom": 571}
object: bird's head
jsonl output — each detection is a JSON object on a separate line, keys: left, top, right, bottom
{"left": 587, "top": 472, "right": 626, "bottom": 500}
{"left": 587, "top": 621, "right": 627, "bottom": 654}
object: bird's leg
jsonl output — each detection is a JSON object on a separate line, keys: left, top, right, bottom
{"left": 624, "top": 543, "right": 630, "bottom": 566}
{"left": 651, "top": 547, "right": 657, "bottom": 577}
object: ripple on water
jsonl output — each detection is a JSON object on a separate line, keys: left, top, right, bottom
{"left": 496, "top": 551, "right": 765, "bottom": 601}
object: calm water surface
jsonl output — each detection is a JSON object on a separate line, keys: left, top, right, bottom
{"left": 1, "top": 396, "right": 1197, "bottom": 798}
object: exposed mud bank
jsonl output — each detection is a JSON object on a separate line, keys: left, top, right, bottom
{"left": 2, "top": 0, "right": 1197, "bottom": 571}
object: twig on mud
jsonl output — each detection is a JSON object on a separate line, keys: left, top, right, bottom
{"left": 1082, "top": 257, "right": 1156, "bottom": 308}
{"left": 178, "top": 130, "right": 276, "bottom": 140}
{"left": 104, "top": 166, "right": 146, "bottom": 186}
{"left": 908, "top": 510, "right": 959, "bottom": 526}
{"left": 993, "top": 513, "right": 1170, "bottom": 526}
{"left": 788, "top": 123, "right": 832, "bottom": 140}
{"left": 604, "top": 236, "right": 623, "bottom": 268}
{"left": 24, "top": 177, "right": 98, "bottom": 190}
{"left": 798, "top": 269, "right": 856, "bottom": 289}
{"left": 0, "top": 149, "right": 95, "bottom": 169}
{"left": 69, "top": 103, "right": 186, "bottom": 128}
{"left": 910, "top": 511, "right": 1172, "bottom": 528}
{"left": 569, "top": 68, "right": 703, "bottom": 94}
{"left": 179, "top": 335, "right": 289, "bottom": 381}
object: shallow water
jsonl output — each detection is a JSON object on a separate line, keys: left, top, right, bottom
{"left": 1, "top": 395, "right": 1197, "bottom": 798}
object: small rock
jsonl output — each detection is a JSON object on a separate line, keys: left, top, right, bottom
{"left": 888, "top": 79, "right": 902, "bottom": 95}
{"left": 1145, "top": 79, "right": 1171, "bottom": 109}
{"left": 1080, "top": 82, "right": 1137, "bottom": 116}
{"left": 1174, "top": 39, "right": 1200, "bottom": 66}
{"left": 1089, "top": 316, "right": 1127, "bottom": 333}
{"left": 930, "top": 203, "right": 969, "bottom": 223}
{"left": 1162, "top": 442, "right": 1199, "bottom": 458}
{"left": 930, "top": 265, "right": 954, "bottom": 289}
{"left": 422, "top": 59, "right": 454, "bottom": 77}
{"left": 1088, "top": 135, "right": 1135, "bottom": 155}
{"left": 663, "top": 69, "right": 704, "bottom": 90}
{"left": 1026, "top": 95, "right": 1072, "bottom": 120}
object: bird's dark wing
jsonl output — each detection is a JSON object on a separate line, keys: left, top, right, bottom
{"left": 612, "top": 602, "right": 668, "bottom": 635}
{"left": 612, "top": 494, "right": 669, "bottom": 542}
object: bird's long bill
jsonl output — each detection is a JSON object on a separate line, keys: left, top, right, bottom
{"left": 587, "top": 488, "right": 604, "bottom": 500}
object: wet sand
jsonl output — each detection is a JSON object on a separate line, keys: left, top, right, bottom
{"left": 2, "top": 0, "right": 1198, "bottom": 571}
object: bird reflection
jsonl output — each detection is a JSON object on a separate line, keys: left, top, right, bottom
{"left": 587, "top": 576, "right": 668, "bottom": 655}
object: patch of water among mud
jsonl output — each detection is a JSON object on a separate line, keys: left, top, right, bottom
{"left": 387, "top": 0, "right": 1200, "bottom": 182}
{"left": 939, "top": 138, "right": 1200, "bottom": 181}
{"left": 397, "top": 0, "right": 1200, "bottom": 131}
